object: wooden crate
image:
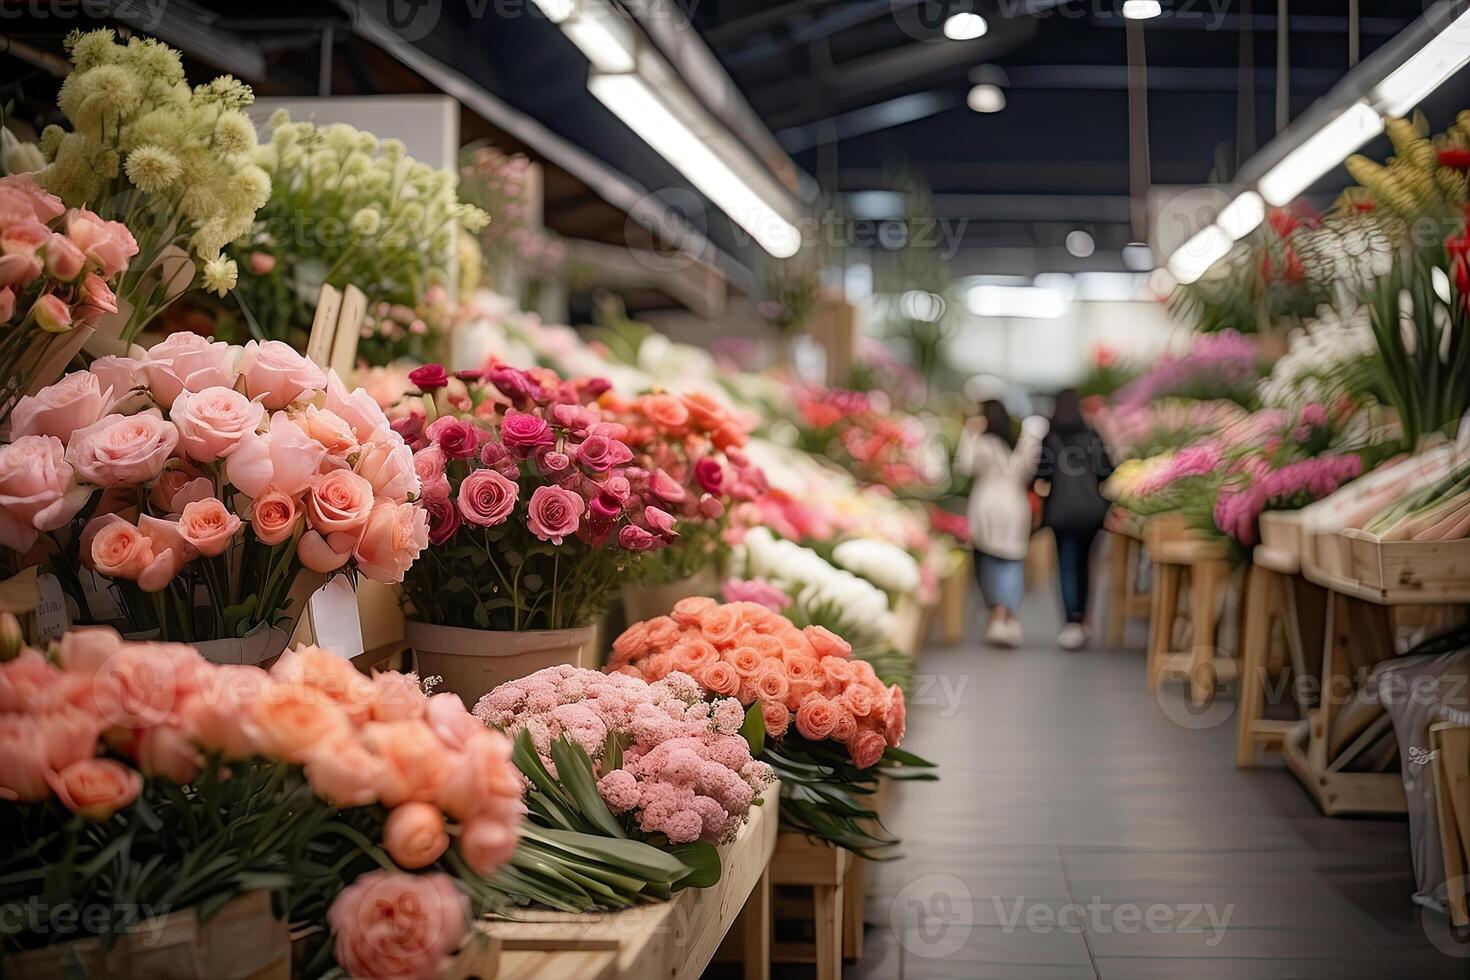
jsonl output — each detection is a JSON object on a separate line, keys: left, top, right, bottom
{"left": 770, "top": 833, "right": 852, "bottom": 980}
{"left": 482, "top": 790, "right": 778, "bottom": 980}
{"left": 1341, "top": 530, "right": 1470, "bottom": 600}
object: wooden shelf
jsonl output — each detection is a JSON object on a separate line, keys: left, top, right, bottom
{"left": 484, "top": 789, "right": 778, "bottom": 980}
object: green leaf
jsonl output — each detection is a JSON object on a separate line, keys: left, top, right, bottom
{"left": 519, "top": 826, "right": 689, "bottom": 883}
{"left": 739, "top": 702, "right": 765, "bottom": 756}
{"left": 667, "top": 842, "right": 722, "bottom": 890}
{"left": 603, "top": 731, "right": 624, "bottom": 773}
{"left": 550, "top": 737, "right": 627, "bottom": 840}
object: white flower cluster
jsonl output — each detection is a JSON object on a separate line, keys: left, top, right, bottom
{"left": 37, "top": 30, "right": 270, "bottom": 290}
{"left": 832, "top": 537, "right": 922, "bottom": 596}
{"left": 738, "top": 527, "right": 893, "bottom": 644}
{"left": 1257, "top": 306, "right": 1378, "bottom": 412}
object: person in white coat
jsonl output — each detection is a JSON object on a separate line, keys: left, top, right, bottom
{"left": 956, "top": 399, "right": 1050, "bottom": 648}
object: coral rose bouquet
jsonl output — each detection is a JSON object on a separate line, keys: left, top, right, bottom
{"left": 606, "top": 599, "right": 935, "bottom": 857}
{"left": 0, "top": 627, "right": 522, "bottom": 977}
{"left": 1, "top": 337, "right": 427, "bottom": 654}
{"left": 607, "top": 389, "right": 768, "bottom": 586}
{"left": 469, "top": 664, "right": 774, "bottom": 910}
{"left": 0, "top": 174, "right": 136, "bottom": 425}
{"left": 400, "top": 361, "right": 679, "bottom": 632}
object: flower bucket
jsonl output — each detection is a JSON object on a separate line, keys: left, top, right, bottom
{"left": 1, "top": 890, "right": 289, "bottom": 980}
{"left": 405, "top": 621, "right": 599, "bottom": 704}
{"left": 194, "top": 623, "right": 294, "bottom": 668}
{"left": 620, "top": 565, "right": 719, "bottom": 623}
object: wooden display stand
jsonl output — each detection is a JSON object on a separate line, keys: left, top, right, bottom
{"left": 936, "top": 550, "right": 972, "bottom": 647}
{"left": 482, "top": 792, "right": 778, "bottom": 980}
{"left": 1430, "top": 719, "right": 1470, "bottom": 927}
{"left": 770, "top": 834, "right": 852, "bottom": 980}
{"left": 1104, "top": 507, "right": 1150, "bottom": 648}
{"left": 1143, "top": 514, "right": 1236, "bottom": 706}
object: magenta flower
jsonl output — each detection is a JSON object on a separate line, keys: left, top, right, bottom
{"left": 694, "top": 458, "right": 724, "bottom": 495}
{"left": 457, "top": 469, "right": 519, "bottom": 527}
{"left": 574, "top": 433, "right": 633, "bottom": 473}
{"left": 408, "top": 363, "right": 449, "bottom": 391}
{"left": 427, "top": 416, "right": 480, "bottom": 460}
{"left": 501, "top": 411, "right": 554, "bottom": 458}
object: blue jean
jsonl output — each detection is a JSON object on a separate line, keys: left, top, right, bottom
{"left": 1053, "top": 527, "right": 1099, "bottom": 624}
{"left": 975, "top": 553, "right": 1024, "bottom": 611}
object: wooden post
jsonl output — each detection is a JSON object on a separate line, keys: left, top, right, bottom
{"left": 738, "top": 869, "right": 771, "bottom": 980}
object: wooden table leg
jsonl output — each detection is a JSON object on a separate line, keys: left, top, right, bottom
{"left": 1147, "top": 562, "right": 1180, "bottom": 693}
{"left": 1235, "top": 564, "right": 1272, "bottom": 767}
{"left": 842, "top": 857, "right": 864, "bottom": 960}
{"left": 814, "top": 880, "right": 844, "bottom": 980}
{"left": 1106, "top": 532, "right": 1129, "bottom": 648}
{"left": 1189, "top": 559, "right": 1227, "bottom": 707}
{"left": 739, "top": 868, "right": 771, "bottom": 980}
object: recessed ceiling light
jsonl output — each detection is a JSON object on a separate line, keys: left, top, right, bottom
{"left": 1122, "top": 242, "right": 1154, "bottom": 270}
{"left": 1065, "top": 230, "right": 1095, "bottom": 258}
{"left": 1122, "top": 0, "right": 1162, "bottom": 19}
{"left": 944, "top": 12, "right": 989, "bottom": 40}
{"left": 967, "top": 83, "right": 1006, "bottom": 113}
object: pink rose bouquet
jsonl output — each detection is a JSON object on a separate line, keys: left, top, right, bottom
{"left": 0, "top": 174, "right": 135, "bottom": 427}
{"left": 3, "top": 343, "right": 427, "bottom": 648}
{"left": 399, "top": 361, "right": 681, "bottom": 631}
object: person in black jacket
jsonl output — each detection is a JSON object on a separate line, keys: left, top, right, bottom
{"left": 1034, "top": 389, "right": 1114, "bottom": 650}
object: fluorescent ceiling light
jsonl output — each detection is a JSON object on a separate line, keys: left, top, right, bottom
{"left": 562, "top": 8, "right": 637, "bottom": 74}
{"left": 1166, "top": 225, "right": 1232, "bottom": 284}
{"left": 1122, "top": 242, "right": 1153, "bottom": 270}
{"left": 1074, "top": 272, "right": 1146, "bottom": 301}
{"left": 1258, "top": 102, "right": 1382, "bottom": 205}
{"left": 1374, "top": 7, "right": 1470, "bottom": 115}
{"left": 1216, "top": 191, "right": 1265, "bottom": 240}
{"left": 1122, "top": 0, "right": 1162, "bottom": 19}
{"left": 1065, "top": 229, "right": 1095, "bottom": 257}
{"left": 966, "top": 284, "right": 1070, "bottom": 319}
{"left": 589, "top": 72, "right": 802, "bottom": 258}
{"left": 967, "top": 83, "right": 1006, "bottom": 113}
{"left": 528, "top": 0, "right": 575, "bottom": 22}
{"left": 944, "top": 12, "right": 989, "bottom": 40}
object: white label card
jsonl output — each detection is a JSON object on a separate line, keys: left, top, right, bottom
{"left": 35, "top": 573, "right": 69, "bottom": 641}
{"left": 309, "top": 574, "right": 365, "bottom": 661}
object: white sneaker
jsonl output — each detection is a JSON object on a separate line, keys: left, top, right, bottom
{"left": 985, "top": 618, "right": 1009, "bottom": 647}
{"left": 1005, "top": 619, "right": 1025, "bottom": 648}
{"left": 1058, "top": 623, "right": 1087, "bottom": 650}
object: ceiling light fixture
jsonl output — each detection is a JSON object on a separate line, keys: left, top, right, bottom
{"left": 967, "top": 83, "right": 1006, "bottom": 113}
{"left": 1166, "top": 225, "right": 1232, "bottom": 284}
{"left": 588, "top": 72, "right": 803, "bottom": 258}
{"left": 966, "top": 284, "right": 1070, "bottom": 319}
{"left": 1373, "top": 6, "right": 1470, "bottom": 115}
{"left": 1065, "top": 230, "right": 1095, "bottom": 258}
{"left": 1122, "top": 242, "right": 1153, "bottom": 270}
{"left": 1215, "top": 191, "right": 1266, "bottom": 240}
{"left": 561, "top": 9, "right": 638, "bottom": 73}
{"left": 943, "top": 12, "right": 989, "bottom": 40}
{"left": 528, "top": 0, "right": 575, "bottom": 22}
{"left": 1258, "top": 101, "right": 1382, "bottom": 205}
{"left": 1122, "top": 0, "right": 1162, "bottom": 19}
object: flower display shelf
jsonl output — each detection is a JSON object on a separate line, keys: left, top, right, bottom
{"left": 1256, "top": 510, "right": 1304, "bottom": 575}
{"left": 1103, "top": 509, "right": 1150, "bottom": 649}
{"left": 1142, "top": 513, "right": 1236, "bottom": 706}
{"left": 769, "top": 832, "right": 853, "bottom": 980}
{"left": 936, "top": 549, "right": 971, "bottom": 647}
{"left": 481, "top": 785, "right": 778, "bottom": 980}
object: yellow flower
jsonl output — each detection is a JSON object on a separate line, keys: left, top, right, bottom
{"left": 124, "top": 145, "right": 182, "bottom": 193}
{"left": 202, "top": 256, "right": 238, "bottom": 296}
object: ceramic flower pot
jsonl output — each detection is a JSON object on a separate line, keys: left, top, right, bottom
{"left": 405, "top": 620, "right": 599, "bottom": 705}
{"left": 1, "top": 890, "right": 289, "bottom": 980}
{"left": 620, "top": 564, "right": 719, "bottom": 623}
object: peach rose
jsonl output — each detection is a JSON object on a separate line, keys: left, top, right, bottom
{"left": 87, "top": 516, "right": 153, "bottom": 580}
{"left": 296, "top": 405, "right": 358, "bottom": 458}
{"left": 299, "top": 530, "right": 356, "bottom": 574}
{"left": 354, "top": 431, "right": 420, "bottom": 503}
{"left": 228, "top": 412, "right": 329, "bottom": 498}
{"left": 437, "top": 729, "right": 520, "bottom": 823}
{"left": 636, "top": 394, "right": 690, "bottom": 434}
{"left": 794, "top": 694, "right": 839, "bottom": 742}
{"left": 0, "top": 716, "right": 52, "bottom": 801}
{"left": 884, "top": 684, "right": 905, "bottom": 744}
{"left": 179, "top": 497, "right": 241, "bottom": 557}
{"left": 370, "top": 670, "right": 428, "bottom": 723}
{"left": 671, "top": 596, "right": 717, "bottom": 626}
{"left": 803, "top": 625, "right": 852, "bottom": 660}
{"left": 760, "top": 700, "right": 790, "bottom": 739}
{"left": 461, "top": 815, "right": 519, "bottom": 876}
{"left": 140, "top": 332, "right": 238, "bottom": 408}
{"left": 55, "top": 627, "right": 123, "bottom": 678}
{"left": 10, "top": 371, "right": 110, "bottom": 444}
{"left": 135, "top": 514, "right": 195, "bottom": 592}
{"left": 328, "top": 871, "right": 467, "bottom": 980}
{"left": 729, "top": 646, "right": 762, "bottom": 676}
{"left": 840, "top": 683, "right": 874, "bottom": 718}
{"left": 425, "top": 693, "right": 485, "bottom": 752}
{"left": 34, "top": 706, "right": 101, "bottom": 772}
{"left": 136, "top": 720, "right": 202, "bottom": 784}
{"left": 65, "top": 209, "right": 137, "bottom": 278}
{"left": 325, "top": 372, "right": 390, "bottom": 442}
{"left": 176, "top": 666, "right": 266, "bottom": 761}
{"left": 850, "top": 730, "right": 887, "bottom": 770}
{"left": 383, "top": 801, "right": 450, "bottom": 869}
{"left": 754, "top": 665, "right": 789, "bottom": 704}
{"left": 699, "top": 605, "right": 742, "bottom": 646}
{"left": 249, "top": 681, "right": 351, "bottom": 764}
{"left": 361, "top": 720, "right": 451, "bottom": 807}
{"left": 354, "top": 500, "right": 429, "bottom": 585}
{"left": 307, "top": 469, "right": 375, "bottom": 535}
{"left": 151, "top": 468, "right": 212, "bottom": 513}
{"left": 252, "top": 489, "right": 300, "bottom": 545}
{"left": 272, "top": 644, "right": 376, "bottom": 723}
{"left": 48, "top": 758, "right": 141, "bottom": 820}
{"left": 610, "top": 621, "right": 651, "bottom": 665}
{"left": 700, "top": 661, "right": 741, "bottom": 698}
{"left": 0, "top": 648, "right": 67, "bottom": 713}
{"left": 238, "top": 340, "right": 328, "bottom": 410}
{"left": 831, "top": 708, "right": 857, "bottom": 745}
{"left": 0, "top": 435, "right": 88, "bottom": 551}
{"left": 304, "top": 734, "right": 387, "bottom": 808}
{"left": 170, "top": 387, "right": 265, "bottom": 461}
{"left": 670, "top": 639, "right": 717, "bottom": 676}
{"left": 819, "top": 656, "right": 854, "bottom": 695}
{"left": 66, "top": 411, "right": 178, "bottom": 487}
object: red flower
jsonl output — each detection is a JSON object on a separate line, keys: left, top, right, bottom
{"left": 408, "top": 363, "right": 449, "bottom": 391}
{"left": 1438, "top": 148, "right": 1470, "bottom": 170}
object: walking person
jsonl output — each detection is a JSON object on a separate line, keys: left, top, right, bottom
{"left": 957, "top": 399, "right": 1049, "bottom": 648}
{"left": 1035, "top": 388, "right": 1114, "bottom": 650}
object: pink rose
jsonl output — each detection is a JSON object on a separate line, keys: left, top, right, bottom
{"left": 694, "top": 458, "right": 724, "bottom": 494}
{"left": 0, "top": 286, "right": 14, "bottom": 321}
{"left": 0, "top": 174, "right": 63, "bottom": 222}
{"left": 643, "top": 506, "right": 677, "bottom": 537}
{"left": 170, "top": 386, "right": 265, "bottom": 460}
{"left": 573, "top": 433, "right": 633, "bottom": 473}
{"left": 252, "top": 489, "right": 300, "bottom": 545}
{"left": 44, "top": 232, "right": 85, "bottom": 281}
{"left": 325, "top": 372, "right": 390, "bottom": 442}
{"left": 298, "top": 530, "right": 356, "bottom": 574}
{"left": 238, "top": 340, "right": 328, "bottom": 409}
{"left": 408, "top": 363, "right": 449, "bottom": 391}
{"left": 426, "top": 693, "right": 485, "bottom": 752}
{"left": 48, "top": 758, "right": 141, "bottom": 820}
{"left": 0, "top": 435, "right": 88, "bottom": 551}
{"left": 456, "top": 469, "right": 518, "bottom": 527}
{"left": 304, "top": 734, "right": 386, "bottom": 807}
{"left": 427, "top": 416, "right": 481, "bottom": 460}
{"left": 850, "top": 730, "right": 887, "bottom": 770}
{"left": 0, "top": 716, "right": 52, "bottom": 802}
{"left": 34, "top": 707, "right": 100, "bottom": 772}
{"left": 355, "top": 431, "right": 420, "bottom": 502}
{"left": 66, "top": 411, "right": 177, "bottom": 487}
{"left": 1, "top": 217, "right": 48, "bottom": 255}
{"left": 437, "top": 730, "right": 520, "bottom": 822}
{"left": 500, "top": 411, "right": 554, "bottom": 458}
{"left": 649, "top": 469, "right": 686, "bottom": 503}
{"left": 526, "top": 485, "right": 584, "bottom": 545}
{"left": 136, "top": 720, "right": 202, "bottom": 784}
{"left": 794, "top": 694, "right": 840, "bottom": 742}
{"left": 722, "top": 578, "right": 791, "bottom": 613}
{"left": 65, "top": 209, "right": 138, "bottom": 278}
{"left": 383, "top": 801, "right": 449, "bottom": 869}
{"left": 297, "top": 406, "right": 358, "bottom": 458}
{"left": 354, "top": 500, "right": 429, "bottom": 585}
{"left": 88, "top": 356, "right": 141, "bottom": 402}
{"left": 86, "top": 515, "right": 152, "bottom": 580}
{"left": 422, "top": 490, "right": 460, "bottom": 546}
{"left": 140, "top": 332, "right": 237, "bottom": 408}
{"left": 10, "top": 371, "right": 111, "bottom": 444}
{"left": 75, "top": 274, "right": 117, "bottom": 326}
{"left": 227, "top": 413, "right": 328, "bottom": 497}
{"left": 369, "top": 670, "right": 428, "bottom": 723}
{"left": 618, "top": 524, "right": 659, "bottom": 551}
{"left": 151, "top": 468, "right": 212, "bottom": 513}
{"left": 32, "top": 294, "right": 71, "bottom": 333}
{"left": 306, "top": 469, "right": 375, "bottom": 535}
{"left": 328, "top": 872, "right": 467, "bottom": 980}
{"left": 0, "top": 252, "right": 41, "bottom": 288}
{"left": 179, "top": 497, "right": 241, "bottom": 557}
{"left": 461, "top": 815, "right": 519, "bottom": 877}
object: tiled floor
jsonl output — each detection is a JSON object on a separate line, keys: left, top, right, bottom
{"left": 840, "top": 593, "right": 1470, "bottom": 979}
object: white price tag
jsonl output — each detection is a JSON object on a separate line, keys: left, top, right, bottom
{"left": 308, "top": 574, "right": 364, "bottom": 660}
{"left": 34, "top": 573, "right": 69, "bottom": 641}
